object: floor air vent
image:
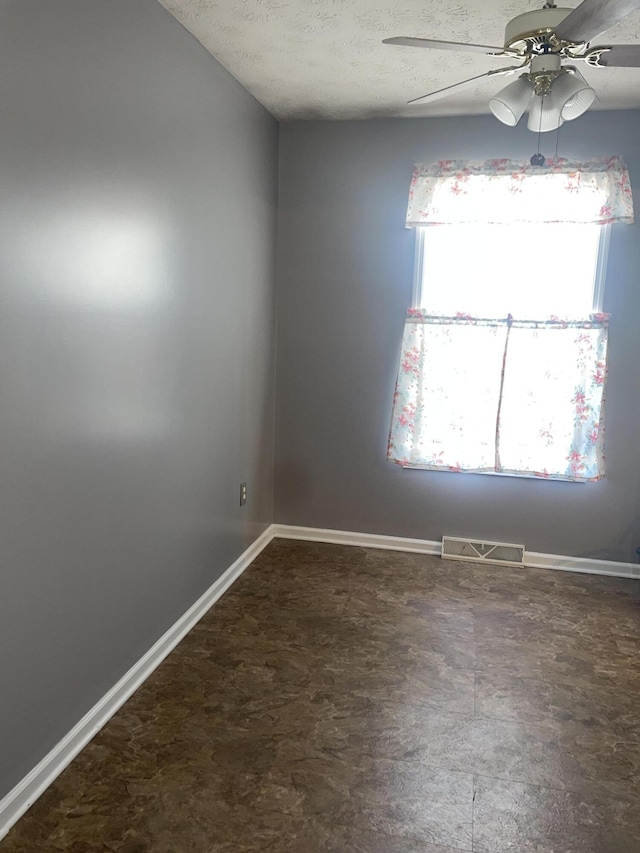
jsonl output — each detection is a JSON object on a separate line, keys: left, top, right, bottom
{"left": 441, "top": 536, "right": 525, "bottom": 567}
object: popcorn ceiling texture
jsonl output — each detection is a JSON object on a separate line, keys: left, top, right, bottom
{"left": 159, "top": 0, "right": 640, "bottom": 119}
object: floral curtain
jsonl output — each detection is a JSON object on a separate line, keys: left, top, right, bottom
{"left": 406, "top": 156, "right": 633, "bottom": 226}
{"left": 387, "top": 312, "right": 608, "bottom": 482}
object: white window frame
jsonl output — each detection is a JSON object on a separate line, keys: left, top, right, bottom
{"left": 412, "top": 224, "right": 611, "bottom": 314}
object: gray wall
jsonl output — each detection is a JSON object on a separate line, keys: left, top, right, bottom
{"left": 0, "top": 0, "right": 277, "bottom": 798}
{"left": 275, "top": 112, "right": 640, "bottom": 561}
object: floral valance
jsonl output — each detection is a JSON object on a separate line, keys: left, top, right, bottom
{"left": 406, "top": 156, "right": 634, "bottom": 226}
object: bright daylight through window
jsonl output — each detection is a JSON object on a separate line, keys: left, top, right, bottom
{"left": 415, "top": 222, "right": 607, "bottom": 318}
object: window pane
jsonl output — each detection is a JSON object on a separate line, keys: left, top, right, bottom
{"left": 420, "top": 223, "right": 601, "bottom": 319}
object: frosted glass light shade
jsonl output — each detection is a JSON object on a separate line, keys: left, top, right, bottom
{"left": 551, "top": 70, "right": 596, "bottom": 121}
{"left": 489, "top": 76, "right": 534, "bottom": 126}
{"left": 527, "top": 94, "right": 563, "bottom": 132}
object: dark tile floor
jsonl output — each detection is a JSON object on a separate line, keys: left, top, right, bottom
{"left": 2, "top": 539, "right": 640, "bottom": 852}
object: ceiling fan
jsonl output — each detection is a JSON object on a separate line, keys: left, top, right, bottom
{"left": 383, "top": 0, "right": 640, "bottom": 131}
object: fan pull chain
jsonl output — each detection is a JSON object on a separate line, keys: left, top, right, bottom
{"left": 537, "top": 95, "right": 544, "bottom": 154}
{"left": 530, "top": 95, "right": 546, "bottom": 167}
{"left": 554, "top": 120, "right": 561, "bottom": 161}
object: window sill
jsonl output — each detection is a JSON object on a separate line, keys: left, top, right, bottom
{"left": 402, "top": 465, "right": 591, "bottom": 483}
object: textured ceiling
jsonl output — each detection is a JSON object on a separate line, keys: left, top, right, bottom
{"left": 159, "top": 0, "right": 640, "bottom": 120}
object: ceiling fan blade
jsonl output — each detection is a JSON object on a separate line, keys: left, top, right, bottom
{"left": 383, "top": 36, "right": 517, "bottom": 56}
{"left": 555, "top": 0, "right": 640, "bottom": 44}
{"left": 408, "top": 67, "right": 518, "bottom": 105}
{"left": 587, "top": 43, "right": 640, "bottom": 65}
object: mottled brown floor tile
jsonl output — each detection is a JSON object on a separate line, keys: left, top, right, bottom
{"left": 473, "top": 775, "right": 640, "bottom": 853}
{"left": 51, "top": 767, "right": 465, "bottom": 852}
{"left": 180, "top": 629, "right": 476, "bottom": 715}
{"left": 89, "top": 696, "right": 476, "bottom": 849}
{"left": 342, "top": 707, "right": 586, "bottom": 791}
{"left": 250, "top": 742, "right": 474, "bottom": 850}
{"left": 203, "top": 584, "right": 477, "bottom": 671}
{"left": 554, "top": 720, "right": 640, "bottom": 788}
{"left": 476, "top": 668, "right": 640, "bottom": 730}
{"left": 474, "top": 633, "right": 640, "bottom": 691}
{"left": 473, "top": 602, "right": 640, "bottom": 651}
{"left": 209, "top": 691, "right": 580, "bottom": 792}
{"left": 206, "top": 803, "right": 464, "bottom": 852}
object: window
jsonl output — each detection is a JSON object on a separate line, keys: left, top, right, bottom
{"left": 387, "top": 157, "right": 633, "bottom": 482}
{"left": 414, "top": 223, "right": 609, "bottom": 318}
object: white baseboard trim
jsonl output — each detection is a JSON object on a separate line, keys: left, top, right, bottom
{"left": 272, "top": 524, "right": 640, "bottom": 580}
{"left": 524, "top": 550, "right": 640, "bottom": 579}
{"left": 0, "top": 524, "right": 275, "bottom": 843}
{"left": 271, "top": 524, "right": 441, "bottom": 555}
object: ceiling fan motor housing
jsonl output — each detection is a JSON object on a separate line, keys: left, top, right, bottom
{"left": 504, "top": 7, "right": 574, "bottom": 50}
{"left": 529, "top": 52, "right": 563, "bottom": 94}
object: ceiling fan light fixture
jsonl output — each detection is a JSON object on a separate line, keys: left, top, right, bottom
{"left": 489, "top": 75, "right": 535, "bottom": 126}
{"left": 551, "top": 69, "right": 596, "bottom": 120}
{"left": 527, "top": 94, "right": 564, "bottom": 132}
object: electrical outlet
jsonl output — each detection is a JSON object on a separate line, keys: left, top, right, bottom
{"left": 239, "top": 482, "right": 247, "bottom": 507}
